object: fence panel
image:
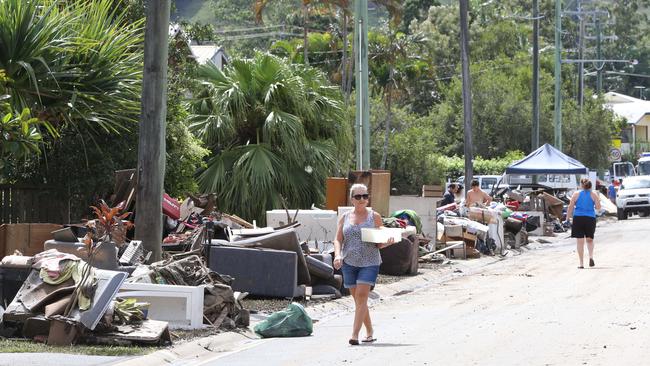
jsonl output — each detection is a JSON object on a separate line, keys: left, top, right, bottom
{"left": 0, "top": 185, "right": 69, "bottom": 224}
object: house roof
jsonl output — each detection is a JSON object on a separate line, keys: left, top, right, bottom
{"left": 505, "top": 143, "right": 588, "bottom": 174}
{"left": 603, "top": 91, "right": 650, "bottom": 125}
{"left": 189, "top": 45, "right": 229, "bottom": 65}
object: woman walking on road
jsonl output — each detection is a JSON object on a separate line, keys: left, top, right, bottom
{"left": 333, "top": 183, "right": 394, "bottom": 345}
{"left": 566, "top": 178, "right": 602, "bottom": 268}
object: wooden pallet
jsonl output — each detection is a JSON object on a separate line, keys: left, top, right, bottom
{"left": 422, "top": 184, "right": 443, "bottom": 198}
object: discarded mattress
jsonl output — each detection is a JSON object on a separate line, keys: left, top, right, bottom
{"left": 211, "top": 228, "right": 310, "bottom": 286}
{"left": 208, "top": 245, "right": 305, "bottom": 298}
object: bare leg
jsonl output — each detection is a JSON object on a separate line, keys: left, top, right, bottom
{"left": 586, "top": 238, "right": 594, "bottom": 260}
{"left": 351, "top": 284, "right": 371, "bottom": 341}
{"left": 576, "top": 237, "right": 585, "bottom": 267}
{"left": 349, "top": 287, "right": 373, "bottom": 338}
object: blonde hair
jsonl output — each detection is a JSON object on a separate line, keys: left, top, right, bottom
{"left": 349, "top": 183, "right": 368, "bottom": 198}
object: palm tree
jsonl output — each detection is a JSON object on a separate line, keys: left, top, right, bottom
{"left": 0, "top": 0, "right": 143, "bottom": 134}
{"left": 190, "top": 52, "right": 351, "bottom": 224}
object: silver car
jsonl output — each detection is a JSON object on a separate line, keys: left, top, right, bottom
{"left": 616, "top": 176, "right": 650, "bottom": 220}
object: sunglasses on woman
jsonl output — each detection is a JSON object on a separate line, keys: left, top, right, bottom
{"left": 352, "top": 194, "right": 369, "bottom": 200}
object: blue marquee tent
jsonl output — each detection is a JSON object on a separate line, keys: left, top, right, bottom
{"left": 505, "top": 143, "right": 588, "bottom": 175}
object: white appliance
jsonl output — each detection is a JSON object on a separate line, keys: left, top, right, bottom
{"left": 266, "top": 209, "right": 338, "bottom": 244}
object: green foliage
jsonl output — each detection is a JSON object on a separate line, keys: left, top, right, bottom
{"left": 367, "top": 93, "right": 526, "bottom": 193}
{"left": 562, "top": 96, "right": 618, "bottom": 170}
{"left": 165, "top": 91, "right": 209, "bottom": 197}
{"left": 0, "top": 70, "right": 43, "bottom": 179}
{"left": 190, "top": 52, "right": 351, "bottom": 223}
{"left": 165, "top": 30, "right": 210, "bottom": 197}
{"left": 0, "top": 0, "right": 144, "bottom": 133}
{"left": 429, "top": 151, "right": 526, "bottom": 182}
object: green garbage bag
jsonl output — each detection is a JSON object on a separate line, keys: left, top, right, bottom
{"left": 502, "top": 208, "right": 513, "bottom": 219}
{"left": 253, "top": 303, "right": 313, "bottom": 338}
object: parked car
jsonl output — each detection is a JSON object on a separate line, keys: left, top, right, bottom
{"left": 637, "top": 154, "right": 650, "bottom": 176}
{"left": 616, "top": 176, "right": 650, "bottom": 220}
{"left": 456, "top": 175, "right": 501, "bottom": 194}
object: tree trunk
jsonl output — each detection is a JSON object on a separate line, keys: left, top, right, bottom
{"left": 303, "top": 3, "right": 309, "bottom": 65}
{"left": 135, "top": 0, "right": 171, "bottom": 263}
{"left": 341, "top": 13, "right": 348, "bottom": 103}
{"left": 380, "top": 69, "right": 393, "bottom": 170}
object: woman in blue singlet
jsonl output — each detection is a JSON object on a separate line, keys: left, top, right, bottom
{"left": 566, "top": 178, "right": 602, "bottom": 268}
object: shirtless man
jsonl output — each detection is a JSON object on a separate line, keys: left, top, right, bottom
{"left": 465, "top": 179, "right": 492, "bottom": 207}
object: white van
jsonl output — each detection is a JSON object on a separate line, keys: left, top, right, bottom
{"left": 456, "top": 175, "right": 502, "bottom": 193}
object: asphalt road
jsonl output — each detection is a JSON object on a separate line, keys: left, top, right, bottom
{"left": 198, "top": 216, "right": 650, "bottom": 366}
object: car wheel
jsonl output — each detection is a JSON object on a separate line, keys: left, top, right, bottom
{"left": 640, "top": 210, "right": 649, "bottom": 218}
{"left": 617, "top": 208, "right": 627, "bottom": 220}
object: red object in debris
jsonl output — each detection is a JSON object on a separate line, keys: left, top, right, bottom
{"left": 162, "top": 193, "right": 181, "bottom": 220}
{"left": 505, "top": 200, "right": 520, "bottom": 211}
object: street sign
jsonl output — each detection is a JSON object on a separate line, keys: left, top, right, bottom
{"left": 609, "top": 147, "right": 622, "bottom": 162}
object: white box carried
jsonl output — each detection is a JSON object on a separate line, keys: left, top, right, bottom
{"left": 361, "top": 228, "right": 403, "bottom": 243}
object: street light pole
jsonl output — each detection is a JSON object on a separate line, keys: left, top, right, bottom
{"left": 532, "top": 0, "right": 540, "bottom": 151}
{"left": 354, "top": 0, "right": 370, "bottom": 170}
{"left": 554, "top": 0, "right": 563, "bottom": 151}
{"left": 460, "top": 0, "right": 473, "bottom": 185}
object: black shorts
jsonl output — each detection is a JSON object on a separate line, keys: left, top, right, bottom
{"left": 571, "top": 216, "right": 596, "bottom": 239}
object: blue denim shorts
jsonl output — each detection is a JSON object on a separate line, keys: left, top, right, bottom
{"left": 341, "top": 262, "right": 380, "bottom": 288}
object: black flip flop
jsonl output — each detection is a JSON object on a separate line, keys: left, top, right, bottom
{"left": 589, "top": 258, "right": 595, "bottom": 267}
{"left": 578, "top": 266, "right": 584, "bottom": 269}
{"left": 349, "top": 339, "right": 359, "bottom": 346}
{"left": 362, "top": 336, "right": 377, "bottom": 343}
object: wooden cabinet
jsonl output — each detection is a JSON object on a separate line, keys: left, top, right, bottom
{"left": 347, "top": 170, "right": 391, "bottom": 217}
{"left": 325, "top": 177, "right": 348, "bottom": 211}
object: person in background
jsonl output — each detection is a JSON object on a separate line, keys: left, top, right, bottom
{"left": 607, "top": 179, "right": 617, "bottom": 204}
{"left": 566, "top": 178, "right": 602, "bottom": 269}
{"left": 465, "top": 179, "right": 492, "bottom": 207}
{"left": 333, "top": 183, "right": 394, "bottom": 345}
{"left": 440, "top": 183, "right": 462, "bottom": 206}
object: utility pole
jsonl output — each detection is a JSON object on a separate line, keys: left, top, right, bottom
{"left": 135, "top": 0, "right": 171, "bottom": 263}
{"left": 460, "top": 0, "right": 473, "bottom": 184}
{"left": 532, "top": 0, "right": 540, "bottom": 150}
{"left": 577, "top": 0, "right": 585, "bottom": 111}
{"left": 596, "top": 19, "right": 603, "bottom": 94}
{"left": 354, "top": 0, "right": 370, "bottom": 170}
{"left": 554, "top": 0, "right": 562, "bottom": 151}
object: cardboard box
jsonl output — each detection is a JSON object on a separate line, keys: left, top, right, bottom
{"left": 463, "top": 232, "right": 477, "bottom": 241}
{"left": 361, "top": 228, "right": 403, "bottom": 243}
{"left": 0, "top": 223, "right": 62, "bottom": 256}
{"left": 444, "top": 224, "right": 463, "bottom": 238}
{"left": 468, "top": 207, "right": 498, "bottom": 224}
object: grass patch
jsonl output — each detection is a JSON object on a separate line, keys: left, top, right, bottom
{"left": 0, "top": 339, "right": 156, "bottom": 356}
